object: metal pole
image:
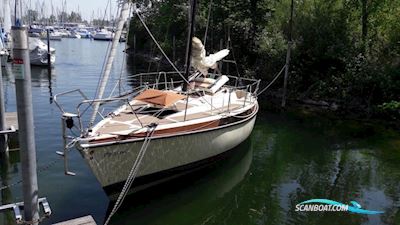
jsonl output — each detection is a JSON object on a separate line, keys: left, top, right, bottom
{"left": 281, "top": 0, "right": 294, "bottom": 108}
{"left": 133, "top": 33, "right": 136, "bottom": 55}
{"left": 46, "top": 29, "right": 53, "bottom": 103}
{"left": 11, "top": 26, "right": 39, "bottom": 225}
{"left": 89, "top": 1, "right": 130, "bottom": 126}
{"left": 0, "top": 54, "right": 8, "bottom": 152}
{"left": 14, "top": 0, "right": 17, "bottom": 26}
{"left": 183, "top": 0, "right": 197, "bottom": 92}
{"left": 172, "top": 35, "right": 176, "bottom": 63}
{"left": 46, "top": 29, "right": 51, "bottom": 67}
{"left": 219, "top": 39, "right": 223, "bottom": 72}
{"left": 226, "top": 27, "right": 230, "bottom": 75}
{"left": 60, "top": 116, "right": 75, "bottom": 176}
{"left": 183, "top": 0, "right": 197, "bottom": 121}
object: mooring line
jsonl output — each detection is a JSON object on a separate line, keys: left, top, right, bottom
{"left": 103, "top": 124, "right": 158, "bottom": 225}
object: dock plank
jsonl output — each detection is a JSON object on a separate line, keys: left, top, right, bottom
{"left": 53, "top": 215, "right": 97, "bottom": 225}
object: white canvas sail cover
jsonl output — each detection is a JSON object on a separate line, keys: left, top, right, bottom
{"left": 191, "top": 37, "right": 229, "bottom": 75}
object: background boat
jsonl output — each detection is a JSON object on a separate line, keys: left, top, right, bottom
{"left": 29, "top": 37, "right": 56, "bottom": 66}
{"left": 93, "top": 29, "right": 114, "bottom": 41}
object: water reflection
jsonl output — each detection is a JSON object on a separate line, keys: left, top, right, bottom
{"left": 1, "top": 63, "right": 55, "bottom": 105}
{"left": 244, "top": 112, "right": 400, "bottom": 225}
{"left": 0, "top": 39, "right": 399, "bottom": 225}
{"left": 106, "top": 139, "right": 253, "bottom": 225}
{"left": 102, "top": 112, "right": 400, "bottom": 225}
{"left": 30, "top": 67, "right": 55, "bottom": 104}
{"left": 0, "top": 151, "right": 20, "bottom": 225}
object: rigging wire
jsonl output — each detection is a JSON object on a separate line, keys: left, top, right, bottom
{"left": 256, "top": 65, "right": 286, "bottom": 97}
{"left": 82, "top": 0, "right": 124, "bottom": 123}
{"left": 203, "top": 0, "right": 213, "bottom": 47}
{"left": 228, "top": 39, "right": 242, "bottom": 78}
{"left": 84, "top": 0, "right": 113, "bottom": 116}
{"left": 108, "top": 4, "right": 133, "bottom": 98}
{"left": 134, "top": 7, "right": 189, "bottom": 85}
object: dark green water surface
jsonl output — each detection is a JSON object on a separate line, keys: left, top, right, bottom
{"left": 0, "top": 39, "right": 399, "bottom": 225}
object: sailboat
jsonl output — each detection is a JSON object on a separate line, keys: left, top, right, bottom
{"left": 2, "top": 0, "right": 56, "bottom": 66}
{"left": 55, "top": 0, "right": 259, "bottom": 196}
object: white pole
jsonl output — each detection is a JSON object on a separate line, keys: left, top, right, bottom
{"left": 89, "top": 0, "right": 130, "bottom": 126}
{"left": 3, "top": 0, "right": 12, "bottom": 34}
{"left": 12, "top": 25, "right": 39, "bottom": 225}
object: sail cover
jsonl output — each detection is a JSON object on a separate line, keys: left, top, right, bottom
{"left": 191, "top": 37, "right": 229, "bottom": 75}
{"left": 134, "top": 89, "right": 186, "bottom": 107}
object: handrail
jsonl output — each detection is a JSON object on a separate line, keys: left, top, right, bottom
{"left": 76, "top": 96, "right": 141, "bottom": 134}
{"left": 127, "top": 71, "right": 260, "bottom": 95}
{"left": 54, "top": 72, "right": 260, "bottom": 137}
{"left": 127, "top": 71, "right": 260, "bottom": 83}
{"left": 53, "top": 89, "right": 89, "bottom": 114}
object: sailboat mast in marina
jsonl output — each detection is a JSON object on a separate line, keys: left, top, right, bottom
{"left": 2, "top": 0, "right": 12, "bottom": 37}
{"left": 54, "top": 0, "right": 260, "bottom": 198}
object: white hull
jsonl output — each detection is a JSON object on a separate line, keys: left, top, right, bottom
{"left": 93, "top": 36, "right": 113, "bottom": 41}
{"left": 78, "top": 109, "right": 257, "bottom": 190}
{"left": 93, "top": 31, "right": 113, "bottom": 41}
{"left": 65, "top": 34, "right": 81, "bottom": 39}
{"left": 41, "top": 35, "right": 62, "bottom": 41}
{"left": 30, "top": 53, "right": 56, "bottom": 66}
{"left": 29, "top": 37, "right": 56, "bottom": 66}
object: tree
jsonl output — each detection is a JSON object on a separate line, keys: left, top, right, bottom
{"left": 58, "top": 11, "right": 69, "bottom": 23}
{"left": 68, "top": 11, "right": 82, "bottom": 23}
{"left": 26, "top": 9, "right": 39, "bottom": 23}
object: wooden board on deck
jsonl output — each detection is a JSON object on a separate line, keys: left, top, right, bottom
{"left": 53, "top": 215, "right": 97, "bottom": 225}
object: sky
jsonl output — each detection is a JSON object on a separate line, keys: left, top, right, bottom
{"left": 26, "top": 0, "right": 117, "bottom": 21}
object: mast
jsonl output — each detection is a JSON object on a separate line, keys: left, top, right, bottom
{"left": 183, "top": 0, "right": 197, "bottom": 91}
{"left": 89, "top": 0, "right": 130, "bottom": 126}
{"left": 281, "top": 0, "right": 294, "bottom": 107}
{"left": 3, "top": 0, "right": 12, "bottom": 34}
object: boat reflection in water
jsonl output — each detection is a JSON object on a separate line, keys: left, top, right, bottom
{"left": 30, "top": 67, "right": 55, "bottom": 103}
{"left": 103, "top": 138, "right": 253, "bottom": 224}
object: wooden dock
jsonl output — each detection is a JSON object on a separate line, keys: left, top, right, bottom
{"left": 53, "top": 215, "right": 97, "bottom": 225}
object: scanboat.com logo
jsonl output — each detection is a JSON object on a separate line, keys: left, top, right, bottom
{"left": 295, "top": 199, "right": 384, "bottom": 215}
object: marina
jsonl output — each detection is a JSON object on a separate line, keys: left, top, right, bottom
{"left": 0, "top": 35, "right": 397, "bottom": 225}
{"left": 0, "top": 0, "right": 399, "bottom": 225}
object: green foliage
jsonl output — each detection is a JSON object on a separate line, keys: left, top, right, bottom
{"left": 380, "top": 101, "right": 400, "bottom": 111}
{"left": 378, "top": 101, "right": 400, "bottom": 119}
{"left": 128, "top": 0, "right": 400, "bottom": 115}
{"left": 23, "top": 9, "right": 84, "bottom": 24}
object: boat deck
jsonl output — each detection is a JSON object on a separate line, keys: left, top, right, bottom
{"left": 93, "top": 91, "right": 248, "bottom": 137}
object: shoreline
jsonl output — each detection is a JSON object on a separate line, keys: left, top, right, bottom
{"left": 259, "top": 94, "right": 400, "bottom": 130}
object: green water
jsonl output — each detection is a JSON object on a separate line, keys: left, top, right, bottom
{"left": 0, "top": 39, "right": 399, "bottom": 225}
{"left": 107, "top": 111, "right": 400, "bottom": 225}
